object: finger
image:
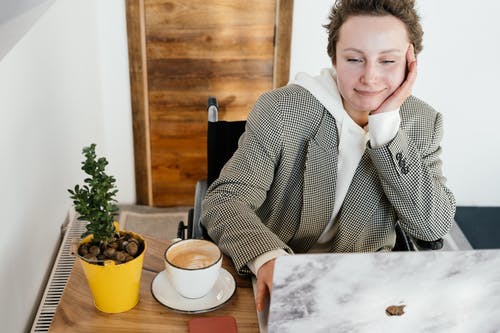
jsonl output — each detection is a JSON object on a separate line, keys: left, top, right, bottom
{"left": 398, "top": 48, "right": 417, "bottom": 93}
{"left": 407, "top": 60, "right": 417, "bottom": 84}
{"left": 402, "top": 59, "right": 418, "bottom": 91}
{"left": 407, "top": 44, "right": 417, "bottom": 78}
{"left": 406, "top": 43, "right": 416, "bottom": 64}
{"left": 255, "top": 278, "right": 268, "bottom": 312}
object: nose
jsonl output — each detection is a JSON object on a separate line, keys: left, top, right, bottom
{"left": 361, "top": 62, "right": 379, "bottom": 84}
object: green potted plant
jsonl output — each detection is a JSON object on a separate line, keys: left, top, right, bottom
{"left": 68, "top": 143, "right": 146, "bottom": 313}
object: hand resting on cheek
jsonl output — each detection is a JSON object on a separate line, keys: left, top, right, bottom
{"left": 371, "top": 44, "right": 418, "bottom": 115}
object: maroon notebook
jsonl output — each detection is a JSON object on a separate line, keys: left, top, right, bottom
{"left": 188, "top": 316, "right": 238, "bottom": 333}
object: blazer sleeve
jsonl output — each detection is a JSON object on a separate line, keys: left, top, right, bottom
{"left": 366, "top": 110, "right": 456, "bottom": 241}
{"left": 200, "top": 91, "right": 294, "bottom": 275}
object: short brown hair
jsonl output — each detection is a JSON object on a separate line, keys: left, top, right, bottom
{"left": 324, "top": 0, "right": 423, "bottom": 63}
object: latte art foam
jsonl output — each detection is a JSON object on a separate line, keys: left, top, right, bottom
{"left": 170, "top": 251, "right": 216, "bottom": 269}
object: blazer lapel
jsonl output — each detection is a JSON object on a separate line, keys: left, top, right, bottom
{"left": 330, "top": 152, "right": 384, "bottom": 252}
{"left": 289, "top": 110, "right": 338, "bottom": 253}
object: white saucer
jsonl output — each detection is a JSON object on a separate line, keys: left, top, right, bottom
{"left": 151, "top": 268, "right": 236, "bottom": 313}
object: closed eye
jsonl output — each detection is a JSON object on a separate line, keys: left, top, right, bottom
{"left": 381, "top": 60, "right": 396, "bottom": 64}
{"left": 347, "top": 58, "right": 363, "bottom": 63}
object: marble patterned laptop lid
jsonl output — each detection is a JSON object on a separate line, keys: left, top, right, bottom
{"left": 268, "top": 250, "right": 500, "bottom": 333}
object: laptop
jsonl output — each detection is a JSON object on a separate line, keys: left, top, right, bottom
{"left": 267, "top": 250, "right": 500, "bottom": 332}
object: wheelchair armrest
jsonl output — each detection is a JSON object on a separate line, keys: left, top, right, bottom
{"left": 190, "top": 179, "right": 208, "bottom": 239}
{"left": 177, "top": 210, "right": 194, "bottom": 240}
{"left": 412, "top": 237, "right": 444, "bottom": 251}
{"left": 412, "top": 219, "right": 461, "bottom": 251}
{"left": 395, "top": 222, "right": 444, "bottom": 251}
{"left": 393, "top": 223, "right": 414, "bottom": 251}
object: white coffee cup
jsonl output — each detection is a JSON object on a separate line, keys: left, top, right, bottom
{"left": 164, "top": 238, "right": 222, "bottom": 299}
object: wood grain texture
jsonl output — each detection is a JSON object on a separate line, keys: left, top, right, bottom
{"left": 49, "top": 235, "right": 258, "bottom": 332}
{"left": 128, "top": 0, "right": 293, "bottom": 206}
{"left": 126, "top": 0, "right": 153, "bottom": 205}
{"left": 145, "top": 0, "right": 277, "bottom": 206}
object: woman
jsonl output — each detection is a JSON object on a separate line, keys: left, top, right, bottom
{"left": 200, "top": 0, "right": 456, "bottom": 311}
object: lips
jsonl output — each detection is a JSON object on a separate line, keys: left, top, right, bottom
{"left": 354, "top": 88, "right": 385, "bottom": 96}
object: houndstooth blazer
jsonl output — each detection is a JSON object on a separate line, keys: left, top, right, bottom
{"left": 200, "top": 85, "right": 456, "bottom": 275}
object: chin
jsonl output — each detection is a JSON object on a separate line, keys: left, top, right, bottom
{"left": 354, "top": 101, "right": 383, "bottom": 113}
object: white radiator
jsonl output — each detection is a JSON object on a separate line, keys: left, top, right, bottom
{"left": 30, "top": 217, "right": 86, "bottom": 332}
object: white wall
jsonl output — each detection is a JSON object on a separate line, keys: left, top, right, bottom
{"left": 0, "top": 0, "right": 56, "bottom": 61}
{"left": 0, "top": 0, "right": 134, "bottom": 331}
{"left": 289, "top": 0, "right": 500, "bottom": 206}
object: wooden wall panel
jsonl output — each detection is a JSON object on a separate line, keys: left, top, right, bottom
{"left": 127, "top": 0, "right": 293, "bottom": 206}
{"left": 145, "top": 0, "right": 276, "bottom": 206}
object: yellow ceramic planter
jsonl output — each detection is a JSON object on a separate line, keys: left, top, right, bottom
{"left": 78, "top": 229, "right": 146, "bottom": 313}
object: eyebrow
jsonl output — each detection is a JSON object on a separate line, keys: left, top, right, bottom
{"left": 341, "top": 48, "right": 402, "bottom": 55}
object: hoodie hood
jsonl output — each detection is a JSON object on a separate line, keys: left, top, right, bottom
{"left": 289, "top": 68, "right": 344, "bottom": 125}
{"left": 289, "top": 68, "right": 368, "bottom": 147}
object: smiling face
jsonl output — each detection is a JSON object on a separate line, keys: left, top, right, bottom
{"left": 334, "top": 15, "right": 410, "bottom": 122}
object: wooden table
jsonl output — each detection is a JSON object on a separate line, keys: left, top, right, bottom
{"left": 49, "top": 235, "right": 259, "bottom": 332}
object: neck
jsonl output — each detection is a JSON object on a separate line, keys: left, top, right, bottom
{"left": 345, "top": 108, "right": 369, "bottom": 128}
